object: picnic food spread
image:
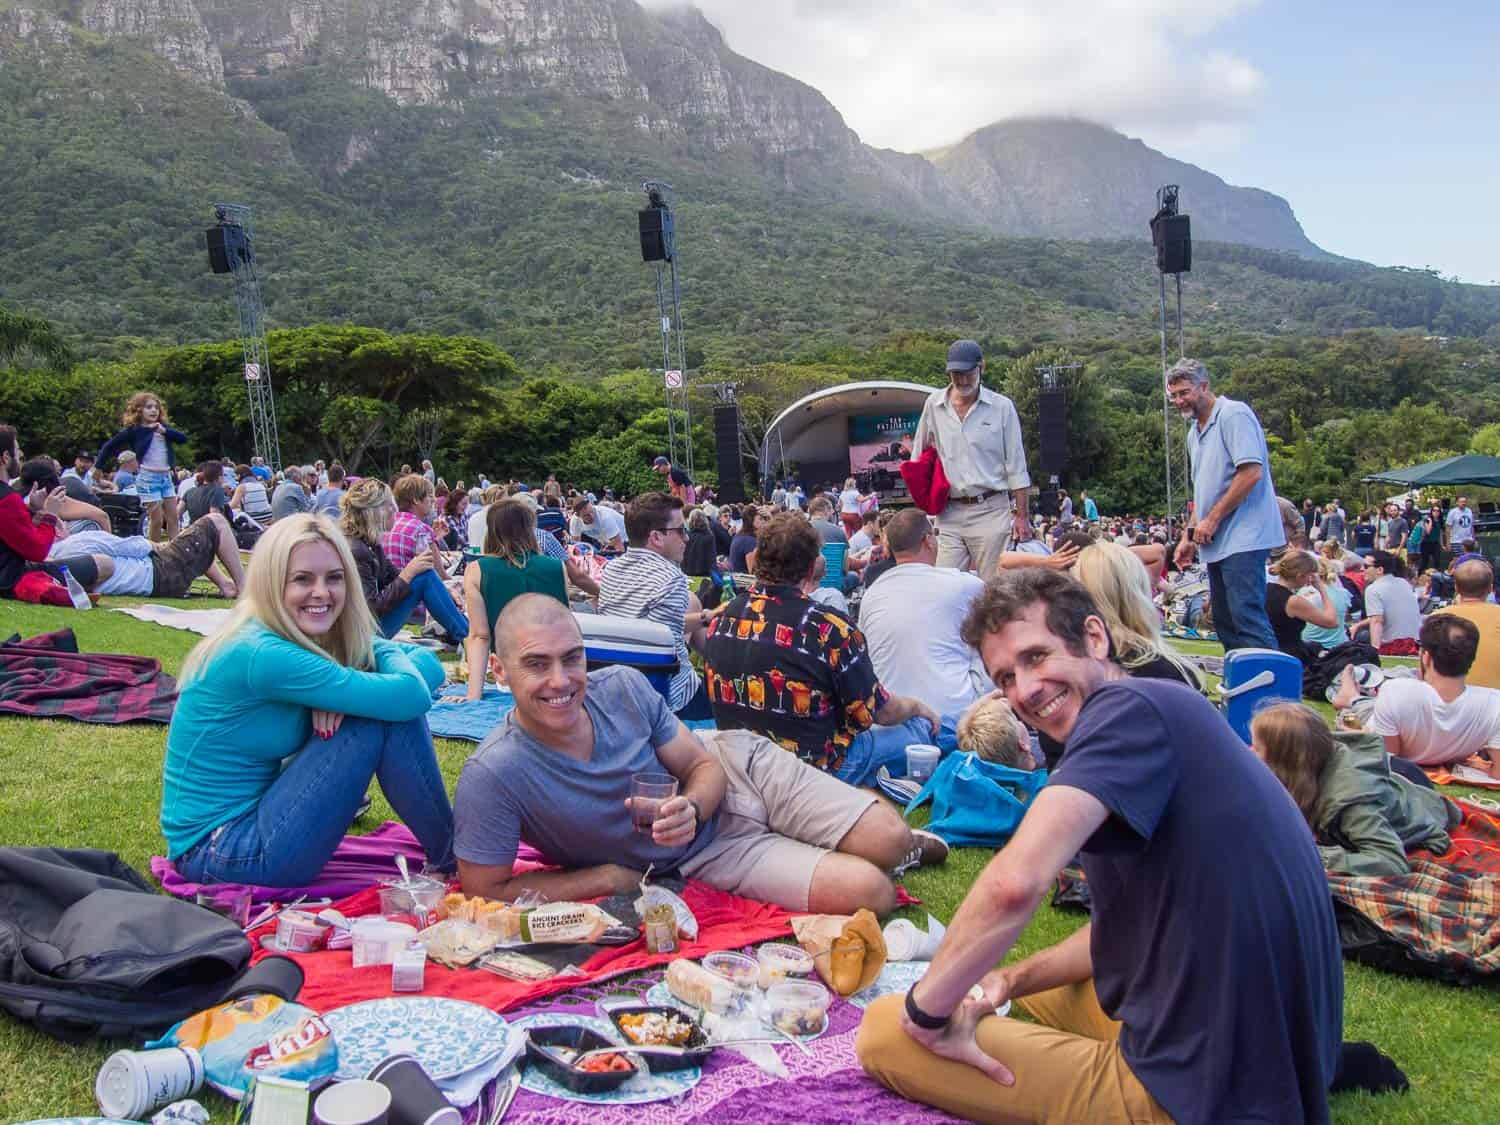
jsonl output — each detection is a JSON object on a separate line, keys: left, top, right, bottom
{"left": 617, "top": 1009, "right": 697, "bottom": 1047}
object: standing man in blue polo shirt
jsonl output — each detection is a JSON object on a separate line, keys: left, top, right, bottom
{"left": 1168, "top": 358, "right": 1284, "bottom": 651}
{"left": 912, "top": 340, "right": 1031, "bottom": 579}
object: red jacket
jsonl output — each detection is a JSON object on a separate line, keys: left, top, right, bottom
{"left": 900, "top": 445, "right": 951, "bottom": 516}
{"left": 0, "top": 482, "right": 57, "bottom": 595}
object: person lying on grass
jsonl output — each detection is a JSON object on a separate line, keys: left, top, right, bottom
{"left": 162, "top": 514, "right": 455, "bottom": 888}
{"left": 452, "top": 593, "right": 947, "bottom": 915}
{"left": 47, "top": 510, "right": 246, "bottom": 599}
{"left": 856, "top": 568, "right": 1344, "bottom": 1125}
{"left": 1250, "top": 701, "right": 1460, "bottom": 878}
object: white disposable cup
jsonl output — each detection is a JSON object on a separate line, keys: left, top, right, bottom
{"left": 95, "top": 1046, "right": 203, "bottom": 1119}
{"left": 905, "top": 743, "right": 941, "bottom": 782}
{"left": 908, "top": 924, "right": 944, "bottom": 960}
{"left": 882, "top": 918, "right": 919, "bottom": 961}
{"left": 315, "top": 1079, "right": 393, "bottom": 1125}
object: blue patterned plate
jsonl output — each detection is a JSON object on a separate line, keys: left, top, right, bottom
{"left": 325, "top": 996, "right": 510, "bottom": 1080}
{"left": 512, "top": 1013, "right": 701, "bottom": 1104}
{"left": 642, "top": 981, "right": 828, "bottom": 1041}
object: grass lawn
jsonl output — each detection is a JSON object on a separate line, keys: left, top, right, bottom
{"left": 1, "top": 599, "right": 1497, "bottom": 1120}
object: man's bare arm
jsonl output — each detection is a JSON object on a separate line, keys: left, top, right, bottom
{"left": 911, "top": 785, "right": 1109, "bottom": 1017}
{"left": 458, "top": 859, "right": 642, "bottom": 903}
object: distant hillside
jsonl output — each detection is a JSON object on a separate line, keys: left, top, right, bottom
{"left": 929, "top": 118, "right": 1327, "bottom": 256}
{"left": 1, "top": 0, "right": 1497, "bottom": 369}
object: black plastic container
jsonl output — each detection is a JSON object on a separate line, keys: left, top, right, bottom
{"left": 603, "top": 1005, "right": 713, "bottom": 1072}
{"left": 523, "top": 1026, "right": 639, "bottom": 1094}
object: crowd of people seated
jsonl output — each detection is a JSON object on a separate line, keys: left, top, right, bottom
{"left": 11, "top": 388, "right": 1500, "bottom": 1125}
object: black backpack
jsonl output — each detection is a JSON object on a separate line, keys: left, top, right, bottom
{"left": 0, "top": 847, "right": 296, "bottom": 1043}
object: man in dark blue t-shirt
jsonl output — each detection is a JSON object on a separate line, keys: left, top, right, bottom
{"left": 857, "top": 569, "right": 1343, "bottom": 1124}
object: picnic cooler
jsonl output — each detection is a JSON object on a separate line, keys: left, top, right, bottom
{"left": 97, "top": 492, "right": 143, "bottom": 537}
{"left": 574, "top": 612, "right": 679, "bottom": 702}
{"left": 1218, "top": 648, "right": 1303, "bottom": 743}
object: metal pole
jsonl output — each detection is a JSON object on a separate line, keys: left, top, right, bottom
{"left": 669, "top": 253, "right": 692, "bottom": 479}
{"left": 1159, "top": 271, "right": 1173, "bottom": 527}
{"left": 655, "top": 263, "right": 676, "bottom": 465}
{"left": 1175, "top": 273, "right": 1185, "bottom": 358}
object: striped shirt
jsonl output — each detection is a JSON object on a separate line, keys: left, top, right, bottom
{"left": 597, "top": 547, "right": 697, "bottom": 710}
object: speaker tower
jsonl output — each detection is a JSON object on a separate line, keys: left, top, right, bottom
{"left": 713, "top": 404, "right": 744, "bottom": 503}
{"left": 1038, "top": 388, "right": 1069, "bottom": 474}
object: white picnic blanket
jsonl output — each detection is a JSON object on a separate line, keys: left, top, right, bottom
{"left": 112, "top": 604, "right": 232, "bottom": 636}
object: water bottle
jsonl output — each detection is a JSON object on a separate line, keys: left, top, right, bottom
{"left": 59, "top": 564, "right": 93, "bottom": 610}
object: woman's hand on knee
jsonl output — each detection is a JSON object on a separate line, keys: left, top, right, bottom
{"left": 311, "top": 710, "right": 344, "bottom": 739}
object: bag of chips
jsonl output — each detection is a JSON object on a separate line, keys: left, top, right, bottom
{"left": 146, "top": 993, "right": 338, "bottom": 1100}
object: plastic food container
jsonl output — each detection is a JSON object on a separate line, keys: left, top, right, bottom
{"left": 350, "top": 918, "right": 418, "bottom": 968}
{"left": 905, "top": 743, "right": 942, "bottom": 782}
{"left": 766, "top": 980, "right": 831, "bottom": 1038}
{"left": 756, "top": 943, "right": 814, "bottom": 989}
{"left": 523, "top": 1025, "right": 639, "bottom": 1093}
{"left": 703, "top": 951, "right": 759, "bottom": 993}
{"left": 604, "top": 1004, "right": 712, "bottom": 1072}
{"left": 378, "top": 875, "right": 447, "bottom": 926}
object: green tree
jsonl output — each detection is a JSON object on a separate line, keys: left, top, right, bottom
{"left": 0, "top": 306, "right": 73, "bottom": 369}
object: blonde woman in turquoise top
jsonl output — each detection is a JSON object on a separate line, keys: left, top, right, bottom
{"left": 163, "top": 513, "right": 455, "bottom": 886}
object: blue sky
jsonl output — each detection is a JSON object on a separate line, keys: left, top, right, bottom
{"left": 656, "top": 1, "right": 1497, "bottom": 283}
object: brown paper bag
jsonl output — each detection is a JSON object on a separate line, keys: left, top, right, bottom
{"left": 790, "top": 909, "right": 886, "bottom": 996}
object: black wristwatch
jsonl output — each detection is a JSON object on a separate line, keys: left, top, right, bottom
{"left": 904, "top": 984, "right": 950, "bottom": 1030}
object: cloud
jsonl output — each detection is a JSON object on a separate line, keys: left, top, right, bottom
{"left": 642, "top": 0, "right": 1265, "bottom": 154}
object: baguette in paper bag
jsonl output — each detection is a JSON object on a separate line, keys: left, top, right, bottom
{"left": 790, "top": 909, "right": 886, "bottom": 996}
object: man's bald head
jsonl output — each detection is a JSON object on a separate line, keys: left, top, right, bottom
{"left": 1453, "top": 558, "right": 1495, "bottom": 601}
{"left": 494, "top": 593, "right": 579, "bottom": 660}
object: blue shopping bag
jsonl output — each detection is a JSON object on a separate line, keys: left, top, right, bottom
{"left": 904, "top": 752, "right": 1049, "bottom": 848}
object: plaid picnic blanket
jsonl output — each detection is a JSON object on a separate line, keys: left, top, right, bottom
{"left": 0, "top": 628, "right": 177, "bottom": 724}
{"left": 1326, "top": 801, "right": 1500, "bottom": 980}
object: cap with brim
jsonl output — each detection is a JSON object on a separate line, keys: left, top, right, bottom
{"left": 946, "top": 339, "right": 983, "bottom": 372}
{"left": 653, "top": 456, "right": 671, "bottom": 466}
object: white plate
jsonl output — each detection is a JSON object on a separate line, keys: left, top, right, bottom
{"left": 513, "top": 1012, "right": 701, "bottom": 1105}
{"left": 325, "top": 996, "right": 510, "bottom": 1080}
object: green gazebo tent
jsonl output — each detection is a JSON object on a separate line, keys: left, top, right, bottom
{"left": 1361, "top": 454, "right": 1500, "bottom": 490}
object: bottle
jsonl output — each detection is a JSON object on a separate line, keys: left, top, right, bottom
{"left": 60, "top": 564, "right": 93, "bottom": 610}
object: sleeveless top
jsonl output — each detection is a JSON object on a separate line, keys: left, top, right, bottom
{"left": 1265, "top": 584, "right": 1313, "bottom": 665}
{"left": 477, "top": 554, "right": 567, "bottom": 653}
{"left": 240, "top": 479, "right": 272, "bottom": 521}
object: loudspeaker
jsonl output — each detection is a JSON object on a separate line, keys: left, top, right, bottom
{"left": 639, "top": 207, "right": 674, "bottom": 262}
{"left": 1038, "top": 388, "right": 1069, "bottom": 473}
{"left": 206, "top": 226, "right": 232, "bottom": 273}
{"left": 713, "top": 404, "right": 744, "bottom": 503}
{"left": 1036, "top": 489, "right": 1059, "bottom": 519}
{"left": 1151, "top": 212, "right": 1191, "bottom": 274}
{"left": 206, "top": 225, "right": 252, "bottom": 274}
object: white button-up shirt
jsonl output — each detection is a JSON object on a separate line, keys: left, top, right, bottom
{"left": 912, "top": 385, "right": 1031, "bottom": 499}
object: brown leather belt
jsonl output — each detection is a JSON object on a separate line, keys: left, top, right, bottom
{"left": 951, "top": 489, "right": 1004, "bottom": 505}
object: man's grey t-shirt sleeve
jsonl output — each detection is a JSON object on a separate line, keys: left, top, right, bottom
{"left": 1364, "top": 581, "right": 1387, "bottom": 619}
{"left": 453, "top": 755, "right": 523, "bottom": 867}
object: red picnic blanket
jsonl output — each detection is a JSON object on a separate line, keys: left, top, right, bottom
{"left": 248, "top": 879, "right": 793, "bottom": 1014}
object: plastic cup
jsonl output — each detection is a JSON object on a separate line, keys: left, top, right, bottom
{"left": 905, "top": 743, "right": 941, "bottom": 782}
{"left": 630, "top": 772, "right": 679, "bottom": 836}
{"left": 95, "top": 1046, "right": 203, "bottom": 1119}
{"left": 368, "top": 1054, "right": 462, "bottom": 1125}
{"left": 882, "top": 918, "right": 919, "bottom": 961}
{"left": 314, "top": 1079, "right": 392, "bottom": 1125}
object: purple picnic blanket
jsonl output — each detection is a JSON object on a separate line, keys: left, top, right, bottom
{"left": 466, "top": 974, "right": 964, "bottom": 1125}
{"left": 150, "top": 821, "right": 428, "bottom": 910}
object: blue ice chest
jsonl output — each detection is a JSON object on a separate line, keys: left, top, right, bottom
{"left": 1218, "top": 648, "right": 1304, "bottom": 744}
{"left": 574, "top": 612, "right": 680, "bottom": 704}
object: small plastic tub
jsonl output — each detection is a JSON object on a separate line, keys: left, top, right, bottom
{"left": 377, "top": 875, "right": 447, "bottom": 925}
{"left": 766, "top": 980, "right": 831, "bottom": 1038}
{"left": 756, "top": 943, "right": 814, "bottom": 989}
{"left": 905, "top": 743, "right": 941, "bottom": 782}
{"left": 523, "top": 1026, "right": 638, "bottom": 1093}
{"left": 703, "top": 951, "right": 759, "bottom": 994}
{"left": 350, "top": 918, "right": 417, "bottom": 968}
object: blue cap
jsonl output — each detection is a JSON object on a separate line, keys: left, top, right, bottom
{"left": 946, "top": 339, "right": 983, "bottom": 372}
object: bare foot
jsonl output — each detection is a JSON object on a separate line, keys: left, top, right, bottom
{"left": 1329, "top": 664, "right": 1360, "bottom": 711}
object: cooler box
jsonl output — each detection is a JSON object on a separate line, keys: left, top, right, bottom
{"left": 97, "top": 492, "right": 143, "bottom": 537}
{"left": 574, "top": 613, "right": 680, "bottom": 703}
{"left": 1218, "top": 648, "right": 1303, "bottom": 744}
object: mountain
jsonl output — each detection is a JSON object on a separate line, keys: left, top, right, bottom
{"left": 928, "top": 118, "right": 1327, "bottom": 257}
{"left": 1, "top": 0, "right": 1497, "bottom": 368}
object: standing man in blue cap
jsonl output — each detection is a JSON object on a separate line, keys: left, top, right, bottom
{"left": 912, "top": 340, "right": 1032, "bottom": 578}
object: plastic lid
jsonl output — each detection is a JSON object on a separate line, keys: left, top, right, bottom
{"left": 756, "top": 943, "right": 814, "bottom": 972}
{"left": 703, "top": 950, "right": 759, "bottom": 984}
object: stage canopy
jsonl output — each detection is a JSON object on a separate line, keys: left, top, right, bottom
{"left": 1361, "top": 453, "right": 1500, "bottom": 490}
{"left": 759, "top": 381, "right": 935, "bottom": 485}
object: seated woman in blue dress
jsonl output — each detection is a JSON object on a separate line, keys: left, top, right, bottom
{"left": 162, "top": 514, "right": 455, "bottom": 887}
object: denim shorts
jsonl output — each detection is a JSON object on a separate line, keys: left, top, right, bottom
{"left": 135, "top": 467, "right": 176, "bottom": 502}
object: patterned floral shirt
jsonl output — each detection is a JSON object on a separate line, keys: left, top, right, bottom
{"left": 703, "top": 582, "right": 889, "bottom": 774}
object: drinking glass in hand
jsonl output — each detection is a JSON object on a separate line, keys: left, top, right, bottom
{"left": 630, "top": 772, "right": 679, "bottom": 836}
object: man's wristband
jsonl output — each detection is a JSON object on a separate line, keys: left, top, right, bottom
{"left": 904, "top": 985, "right": 950, "bottom": 1030}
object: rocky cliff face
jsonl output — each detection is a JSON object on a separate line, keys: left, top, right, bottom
{"left": 2, "top": 0, "right": 1326, "bottom": 257}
